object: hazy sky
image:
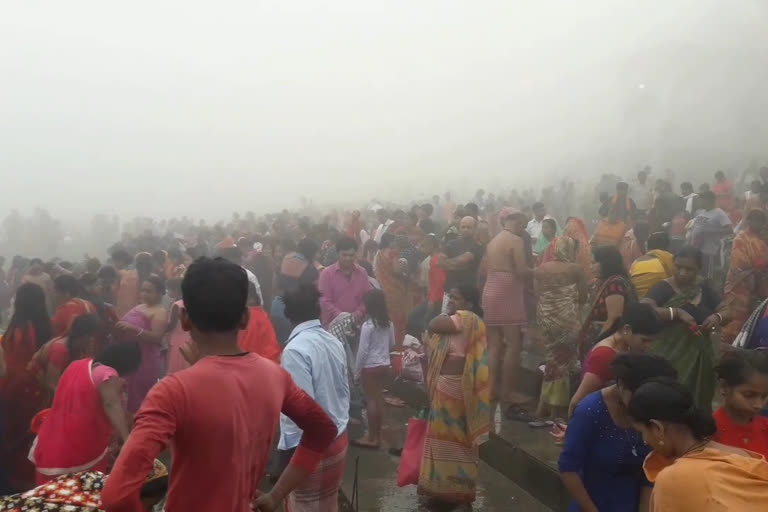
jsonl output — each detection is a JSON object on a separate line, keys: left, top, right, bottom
{"left": 2, "top": 1, "right": 767, "bottom": 222}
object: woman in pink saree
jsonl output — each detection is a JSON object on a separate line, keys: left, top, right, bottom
{"left": 113, "top": 275, "right": 168, "bottom": 413}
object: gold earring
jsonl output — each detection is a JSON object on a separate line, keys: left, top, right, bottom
{"left": 659, "top": 439, "right": 665, "bottom": 446}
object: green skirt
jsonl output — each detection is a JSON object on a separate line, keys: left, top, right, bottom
{"left": 651, "top": 323, "right": 715, "bottom": 410}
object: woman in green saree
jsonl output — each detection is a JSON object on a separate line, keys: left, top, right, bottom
{"left": 642, "top": 245, "right": 731, "bottom": 409}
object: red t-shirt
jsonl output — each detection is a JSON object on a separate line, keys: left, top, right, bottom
{"left": 101, "top": 353, "right": 338, "bottom": 512}
{"left": 428, "top": 254, "right": 447, "bottom": 303}
{"left": 583, "top": 346, "right": 618, "bottom": 382}
{"left": 713, "top": 407, "right": 768, "bottom": 459}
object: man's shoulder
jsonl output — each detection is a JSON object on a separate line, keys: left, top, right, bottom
{"left": 491, "top": 229, "right": 519, "bottom": 244}
{"left": 319, "top": 262, "right": 340, "bottom": 280}
{"left": 285, "top": 329, "right": 344, "bottom": 359}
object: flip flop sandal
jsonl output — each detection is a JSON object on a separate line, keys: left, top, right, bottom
{"left": 505, "top": 406, "right": 535, "bottom": 422}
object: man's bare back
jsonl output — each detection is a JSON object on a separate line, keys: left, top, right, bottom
{"left": 486, "top": 229, "right": 523, "bottom": 273}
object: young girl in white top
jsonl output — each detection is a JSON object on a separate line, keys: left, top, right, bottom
{"left": 352, "top": 289, "right": 395, "bottom": 449}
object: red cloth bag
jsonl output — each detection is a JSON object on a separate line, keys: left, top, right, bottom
{"left": 397, "top": 417, "right": 428, "bottom": 487}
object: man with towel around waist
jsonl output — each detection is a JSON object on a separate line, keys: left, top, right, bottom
{"left": 438, "top": 216, "right": 484, "bottom": 313}
{"left": 483, "top": 208, "right": 533, "bottom": 415}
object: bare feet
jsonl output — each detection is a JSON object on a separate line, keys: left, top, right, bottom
{"left": 383, "top": 396, "right": 405, "bottom": 407}
{"left": 351, "top": 436, "right": 380, "bottom": 449}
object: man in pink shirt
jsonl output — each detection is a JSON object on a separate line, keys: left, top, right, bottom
{"left": 101, "top": 257, "right": 337, "bottom": 512}
{"left": 318, "top": 237, "right": 372, "bottom": 327}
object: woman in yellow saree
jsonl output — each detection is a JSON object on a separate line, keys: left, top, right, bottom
{"left": 629, "top": 232, "right": 675, "bottom": 298}
{"left": 418, "top": 284, "right": 491, "bottom": 505}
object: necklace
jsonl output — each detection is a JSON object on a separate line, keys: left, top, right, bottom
{"left": 681, "top": 439, "right": 709, "bottom": 458}
{"left": 624, "top": 428, "right": 640, "bottom": 457}
{"left": 607, "top": 389, "right": 640, "bottom": 457}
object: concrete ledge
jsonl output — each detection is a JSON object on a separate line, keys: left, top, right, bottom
{"left": 482, "top": 430, "right": 568, "bottom": 512}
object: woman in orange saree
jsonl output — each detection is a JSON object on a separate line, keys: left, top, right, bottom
{"left": 721, "top": 209, "right": 768, "bottom": 344}
{"left": 374, "top": 234, "right": 409, "bottom": 366}
{"left": 543, "top": 217, "right": 593, "bottom": 281}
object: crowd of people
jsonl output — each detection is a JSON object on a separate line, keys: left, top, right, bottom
{"left": 0, "top": 166, "right": 768, "bottom": 511}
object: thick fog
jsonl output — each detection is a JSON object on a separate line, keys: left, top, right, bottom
{"left": 2, "top": 1, "right": 767, "bottom": 223}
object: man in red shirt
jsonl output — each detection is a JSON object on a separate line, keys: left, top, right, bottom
{"left": 101, "top": 257, "right": 338, "bottom": 512}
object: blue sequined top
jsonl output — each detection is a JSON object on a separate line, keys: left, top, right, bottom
{"left": 559, "top": 390, "right": 651, "bottom": 511}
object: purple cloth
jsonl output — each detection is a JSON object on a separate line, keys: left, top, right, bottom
{"left": 121, "top": 307, "right": 162, "bottom": 413}
{"left": 318, "top": 263, "right": 373, "bottom": 327}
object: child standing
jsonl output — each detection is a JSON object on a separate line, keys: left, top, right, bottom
{"left": 713, "top": 349, "right": 768, "bottom": 458}
{"left": 352, "top": 289, "right": 394, "bottom": 449}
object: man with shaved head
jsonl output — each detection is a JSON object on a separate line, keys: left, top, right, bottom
{"left": 437, "top": 216, "right": 483, "bottom": 312}
{"left": 483, "top": 208, "right": 532, "bottom": 417}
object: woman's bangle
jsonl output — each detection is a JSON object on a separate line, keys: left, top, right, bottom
{"left": 715, "top": 313, "right": 723, "bottom": 324}
{"left": 137, "top": 329, "right": 145, "bottom": 337}
{"left": 669, "top": 307, "right": 675, "bottom": 321}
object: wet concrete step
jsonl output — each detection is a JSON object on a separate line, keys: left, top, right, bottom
{"left": 387, "top": 365, "right": 569, "bottom": 512}
{"left": 483, "top": 418, "right": 568, "bottom": 512}
{"left": 340, "top": 403, "right": 552, "bottom": 511}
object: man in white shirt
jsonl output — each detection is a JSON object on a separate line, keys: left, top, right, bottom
{"left": 279, "top": 283, "right": 350, "bottom": 510}
{"left": 525, "top": 202, "right": 552, "bottom": 247}
{"left": 373, "top": 209, "right": 394, "bottom": 244}
{"left": 690, "top": 191, "right": 732, "bottom": 279}
{"left": 631, "top": 169, "right": 654, "bottom": 215}
{"left": 680, "top": 182, "right": 698, "bottom": 215}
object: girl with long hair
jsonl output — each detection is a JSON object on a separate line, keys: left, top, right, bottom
{"left": 351, "top": 289, "right": 395, "bottom": 449}
{"left": 0, "top": 283, "right": 52, "bottom": 491}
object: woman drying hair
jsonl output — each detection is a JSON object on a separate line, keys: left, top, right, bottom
{"left": 629, "top": 378, "right": 768, "bottom": 511}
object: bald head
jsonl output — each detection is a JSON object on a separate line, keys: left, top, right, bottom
{"left": 459, "top": 216, "right": 477, "bottom": 240}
